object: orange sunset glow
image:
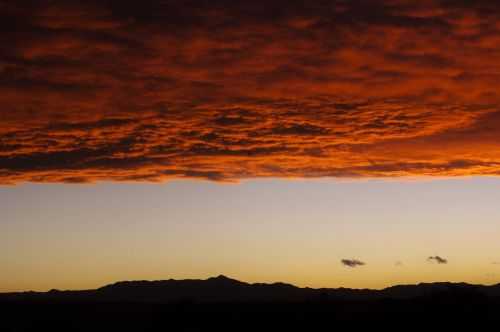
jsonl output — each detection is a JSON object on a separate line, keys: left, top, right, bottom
{"left": 3, "top": 1, "right": 500, "bottom": 184}
{"left": 2, "top": 1, "right": 500, "bottom": 327}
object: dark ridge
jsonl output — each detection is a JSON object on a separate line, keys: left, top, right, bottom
{"left": 2, "top": 276, "right": 500, "bottom": 303}
{"left": 3, "top": 277, "right": 500, "bottom": 329}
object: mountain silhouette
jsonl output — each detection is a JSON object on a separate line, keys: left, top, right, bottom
{"left": 3, "top": 276, "right": 500, "bottom": 330}
{"left": 2, "top": 275, "right": 500, "bottom": 303}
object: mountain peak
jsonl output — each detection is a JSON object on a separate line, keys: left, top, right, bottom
{"left": 211, "top": 274, "right": 231, "bottom": 280}
{"left": 206, "top": 275, "right": 243, "bottom": 284}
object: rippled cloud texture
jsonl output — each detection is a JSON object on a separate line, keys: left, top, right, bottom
{"left": 2, "top": 0, "right": 500, "bottom": 184}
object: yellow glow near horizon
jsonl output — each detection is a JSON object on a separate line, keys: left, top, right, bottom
{"left": 2, "top": 179, "right": 500, "bottom": 292}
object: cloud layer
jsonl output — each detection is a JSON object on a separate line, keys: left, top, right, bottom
{"left": 2, "top": 0, "right": 500, "bottom": 184}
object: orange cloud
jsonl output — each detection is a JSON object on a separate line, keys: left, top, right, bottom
{"left": 2, "top": 1, "right": 500, "bottom": 184}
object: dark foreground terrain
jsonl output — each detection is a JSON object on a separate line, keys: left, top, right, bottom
{"left": 2, "top": 275, "right": 500, "bottom": 330}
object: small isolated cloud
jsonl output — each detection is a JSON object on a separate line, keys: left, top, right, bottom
{"left": 427, "top": 256, "right": 448, "bottom": 264}
{"left": 341, "top": 259, "right": 365, "bottom": 268}
{"left": 395, "top": 261, "right": 404, "bottom": 267}
{"left": 492, "top": 262, "right": 500, "bottom": 265}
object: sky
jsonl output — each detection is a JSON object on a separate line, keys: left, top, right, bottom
{"left": 2, "top": 0, "right": 500, "bottom": 291}
{"left": 2, "top": 178, "right": 500, "bottom": 292}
